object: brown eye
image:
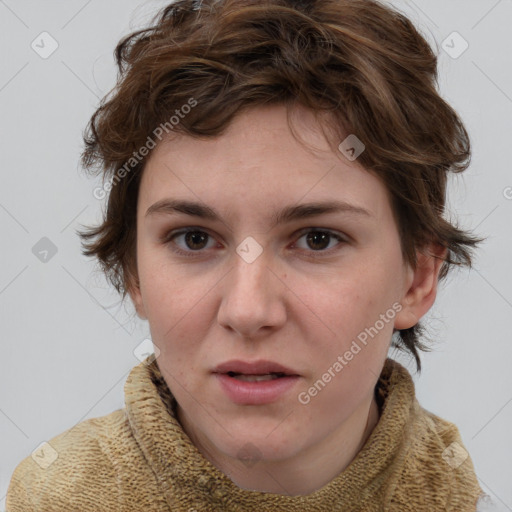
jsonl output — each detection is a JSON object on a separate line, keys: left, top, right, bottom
{"left": 305, "top": 231, "right": 331, "bottom": 251}
{"left": 294, "top": 229, "right": 346, "bottom": 255}
{"left": 162, "top": 227, "right": 347, "bottom": 259}
{"left": 163, "top": 229, "right": 217, "bottom": 257}
{"left": 182, "top": 231, "right": 209, "bottom": 250}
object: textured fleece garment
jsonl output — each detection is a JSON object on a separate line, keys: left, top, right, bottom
{"left": 7, "top": 357, "right": 485, "bottom": 511}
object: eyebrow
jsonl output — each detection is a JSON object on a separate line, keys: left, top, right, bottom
{"left": 145, "top": 199, "right": 372, "bottom": 227}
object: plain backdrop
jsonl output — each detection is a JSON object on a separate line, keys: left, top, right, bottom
{"left": 1, "top": 0, "right": 511, "bottom": 510}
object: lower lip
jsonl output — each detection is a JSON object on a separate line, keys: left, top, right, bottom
{"left": 214, "top": 373, "right": 300, "bottom": 405}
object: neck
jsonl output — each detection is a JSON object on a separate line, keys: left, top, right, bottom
{"left": 177, "top": 394, "right": 380, "bottom": 496}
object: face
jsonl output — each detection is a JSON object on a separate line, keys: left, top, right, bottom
{"left": 129, "top": 104, "right": 421, "bottom": 466}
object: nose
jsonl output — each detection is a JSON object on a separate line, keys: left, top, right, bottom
{"left": 216, "top": 248, "right": 287, "bottom": 339}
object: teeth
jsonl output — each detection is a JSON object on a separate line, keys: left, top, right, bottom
{"left": 231, "top": 373, "right": 282, "bottom": 382}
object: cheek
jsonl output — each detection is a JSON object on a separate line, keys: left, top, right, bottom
{"left": 137, "top": 260, "right": 196, "bottom": 344}
{"left": 319, "top": 264, "right": 392, "bottom": 316}
{"left": 305, "top": 264, "right": 399, "bottom": 359}
{"left": 138, "top": 248, "right": 192, "bottom": 311}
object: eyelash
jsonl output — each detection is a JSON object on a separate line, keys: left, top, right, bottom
{"left": 161, "top": 227, "right": 348, "bottom": 259}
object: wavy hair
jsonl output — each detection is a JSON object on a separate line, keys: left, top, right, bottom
{"left": 77, "top": 0, "right": 485, "bottom": 372}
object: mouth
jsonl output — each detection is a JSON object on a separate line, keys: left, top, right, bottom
{"left": 213, "top": 359, "right": 300, "bottom": 378}
{"left": 212, "top": 359, "right": 301, "bottom": 404}
{"left": 224, "top": 371, "right": 288, "bottom": 382}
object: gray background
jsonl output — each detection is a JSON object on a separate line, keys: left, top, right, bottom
{"left": 1, "top": 0, "right": 511, "bottom": 509}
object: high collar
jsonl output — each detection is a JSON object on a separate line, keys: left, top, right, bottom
{"left": 123, "top": 356, "right": 482, "bottom": 511}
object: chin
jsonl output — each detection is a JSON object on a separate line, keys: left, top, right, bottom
{"left": 181, "top": 402, "right": 307, "bottom": 462}
{"left": 210, "top": 427, "right": 303, "bottom": 464}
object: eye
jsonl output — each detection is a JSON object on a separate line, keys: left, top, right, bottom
{"left": 161, "top": 227, "right": 348, "bottom": 258}
{"left": 293, "top": 228, "right": 347, "bottom": 256}
{"left": 162, "top": 228, "right": 217, "bottom": 257}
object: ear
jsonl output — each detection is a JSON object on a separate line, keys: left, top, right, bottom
{"left": 394, "top": 243, "right": 447, "bottom": 330}
{"left": 127, "top": 282, "right": 148, "bottom": 320}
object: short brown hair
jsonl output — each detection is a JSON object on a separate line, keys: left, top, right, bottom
{"left": 78, "top": 0, "right": 485, "bottom": 372}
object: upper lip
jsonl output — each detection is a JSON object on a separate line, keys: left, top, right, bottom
{"left": 213, "top": 359, "right": 299, "bottom": 376}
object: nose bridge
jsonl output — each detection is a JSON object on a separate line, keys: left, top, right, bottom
{"left": 217, "top": 241, "right": 286, "bottom": 335}
{"left": 229, "top": 241, "right": 275, "bottom": 303}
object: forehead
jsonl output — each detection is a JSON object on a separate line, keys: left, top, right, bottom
{"left": 138, "top": 104, "right": 392, "bottom": 224}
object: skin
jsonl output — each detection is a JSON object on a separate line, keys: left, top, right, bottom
{"left": 128, "top": 103, "right": 446, "bottom": 496}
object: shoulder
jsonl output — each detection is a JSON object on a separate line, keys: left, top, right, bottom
{"left": 6, "top": 408, "right": 131, "bottom": 512}
{"left": 400, "top": 402, "right": 484, "bottom": 510}
{"left": 419, "top": 404, "right": 473, "bottom": 460}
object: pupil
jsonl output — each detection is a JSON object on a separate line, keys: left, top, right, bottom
{"left": 186, "top": 231, "right": 207, "bottom": 250}
{"left": 307, "top": 231, "right": 329, "bottom": 250}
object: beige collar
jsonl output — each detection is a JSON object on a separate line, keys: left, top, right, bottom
{"left": 123, "top": 356, "right": 483, "bottom": 511}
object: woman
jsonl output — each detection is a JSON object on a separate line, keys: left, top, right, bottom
{"left": 7, "top": 0, "right": 488, "bottom": 509}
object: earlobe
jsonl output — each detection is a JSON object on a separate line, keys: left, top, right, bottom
{"left": 394, "top": 244, "right": 447, "bottom": 330}
{"left": 394, "top": 307, "right": 419, "bottom": 330}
